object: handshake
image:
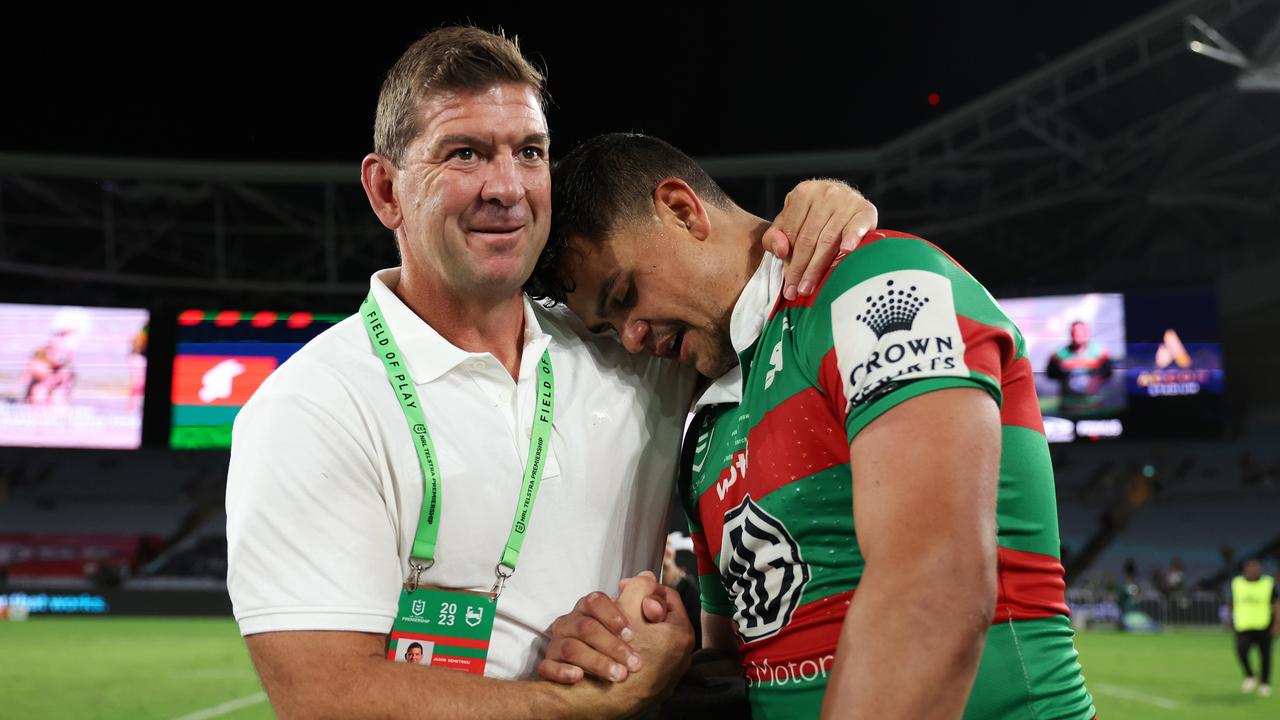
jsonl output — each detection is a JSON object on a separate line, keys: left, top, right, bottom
{"left": 539, "top": 571, "right": 696, "bottom": 718}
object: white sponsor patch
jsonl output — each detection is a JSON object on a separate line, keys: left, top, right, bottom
{"left": 831, "top": 269, "right": 968, "bottom": 409}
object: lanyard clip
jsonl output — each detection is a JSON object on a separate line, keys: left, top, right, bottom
{"left": 490, "top": 563, "right": 514, "bottom": 599}
{"left": 406, "top": 559, "right": 433, "bottom": 592}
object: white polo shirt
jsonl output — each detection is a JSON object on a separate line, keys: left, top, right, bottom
{"left": 226, "top": 268, "right": 696, "bottom": 679}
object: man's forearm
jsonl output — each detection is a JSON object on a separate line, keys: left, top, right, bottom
{"left": 248, "top": 633, "right": 629, "bottom": 720}
{"left": 820, "top": 560, "right": 993, "bottom": 720}
{"left": 260, "top": 654, "right": 592, "bottom": 720}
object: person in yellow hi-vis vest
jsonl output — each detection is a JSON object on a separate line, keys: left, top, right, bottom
{"left": 1231, "top": 559, "right": 1279, "bottom": 696}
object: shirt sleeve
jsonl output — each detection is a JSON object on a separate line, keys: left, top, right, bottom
{"left": 225, "top": 363, "right": 403, "bottom": 636}
{"left": 795, "top": 233, "right": 1020, "bottom": 445}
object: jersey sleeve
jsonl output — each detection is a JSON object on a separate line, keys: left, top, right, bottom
{"left": 678, "top": 407, "right": 735, "bottom": 617}
{"left": 687, "top": 513, "right": 735, "bottom": 616}
{"left": 796, "top": 233, "right": 1021, "bottom": 444}
{"left": 225, "top": 363, "right": 402, "bottom": 636}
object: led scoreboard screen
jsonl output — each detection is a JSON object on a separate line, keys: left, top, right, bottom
{"left": 170, "top": 309, "right": 346, "bottom": 449}
{"left": 0, "top": 303, "right": 149, "bottom": 449}
{"left": 997, "top": 289, "right": 1223, "bottom": 443}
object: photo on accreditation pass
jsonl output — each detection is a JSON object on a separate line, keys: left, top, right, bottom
{"left": 393, "top": 637, "right": 434, "bottom": 665}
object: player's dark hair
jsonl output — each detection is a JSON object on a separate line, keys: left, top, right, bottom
{"left": 525, "top": 133, "right": 732, "bottom": 305}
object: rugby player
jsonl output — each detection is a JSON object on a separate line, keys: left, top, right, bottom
{"left": 527, "top": 133, "right": 1097, "bottom": 719}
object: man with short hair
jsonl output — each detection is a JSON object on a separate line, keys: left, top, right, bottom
{"left": 404, "top": 642, "right": 425, "bottom": 665}
{"left": 1232, "top": 558, "right": 1278, "bottom": 696}
{"left": 226, "top": 27, "right": 877, "bottom": 719}
{"left": 527, "top": 133, "right": 1097, "bottom": 719}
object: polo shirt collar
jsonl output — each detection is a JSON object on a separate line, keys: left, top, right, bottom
{"left": 369, "top": 268, "right": 552, "bottom": 385}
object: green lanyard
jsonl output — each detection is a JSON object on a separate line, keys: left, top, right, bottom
{"left": 360, "top": 290, "right": 555, "bottom": 597}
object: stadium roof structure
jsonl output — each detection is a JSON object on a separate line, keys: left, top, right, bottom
{"left": 1, "top": 0, "right": 1277, "bottom": 316}
{"left": 696, "top": 0, "right": 1280, "bottom": 301}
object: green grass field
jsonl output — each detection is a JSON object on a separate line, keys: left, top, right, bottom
{"left": 0, "top": 618, "right": 271, "bottom": 720}
{"left": 1075, "top": 627, "right": 1275, "bottom": 719}
{"left": 0, "top": 618, "right": 1275, "bottom": 718}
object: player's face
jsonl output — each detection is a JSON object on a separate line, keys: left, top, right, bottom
{"left": 405, "top": 646, "right": 423, "bottom": 663}
{"left": 1244, "top": 560, "right": 1261, "bottom": 580}
{"left": 1071, "top": 322, "right": 1090, "bottom": 345}
{"left": 395, "top": 84, "right": 550, "bottom": 299}
{"left": 561, "top": 224, "right": 738, "bottom": 378}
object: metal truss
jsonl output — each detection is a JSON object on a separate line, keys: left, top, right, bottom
{"left": 1, "top": 0, "right": 1277, "bottom": 305}
{"left": 0, "top": 157, "right": 382, "bottom": 301}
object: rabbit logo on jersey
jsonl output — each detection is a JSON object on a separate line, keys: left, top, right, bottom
{"left": 720, "top": 495, "right": 810, "bottom": 642}
{"left": 831, "top": 269, "right": 968, "bottom": 409}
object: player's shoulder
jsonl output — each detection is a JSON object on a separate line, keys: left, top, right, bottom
{"left": 822, "top": 229, "right": 968, "bottom": 294}
{"left": 772, "top": 230, "right": 965, "bottom": 320}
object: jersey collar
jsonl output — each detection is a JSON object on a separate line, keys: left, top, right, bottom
{"left": 694, "top": 254, "right": 783, "bottom": 411}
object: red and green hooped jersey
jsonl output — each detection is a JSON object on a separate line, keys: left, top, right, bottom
{"left": 681, "top": 231, "right": 1096, "bottom": 719}
{"left": 1046, "top": 342, "right": 1113, "bottom": 417}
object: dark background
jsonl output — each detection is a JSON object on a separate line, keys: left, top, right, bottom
{"left": 1, "top": 3, "right": 1166, "bottom": 161}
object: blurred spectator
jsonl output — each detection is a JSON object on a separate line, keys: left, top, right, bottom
{"left": 1167, "top": 557, "right": 1185, "bottom": 594}
{"left": 1222, "top": 545, "right": 1238, "bottom": 576}
{"left": 1152, "top": 567, "right": 1169, "bottom": 595}
{"left": 84, "top": 561, "right": 122, "bottom": 589}
{"left": 1124, "top": 557, "right": 1139, "bottom": 585}
{"left": 1240, "top": 451, "right": 1278, "bottom": 489}
{"left": 662, "top": 539, "right": 701, "bottom": 650}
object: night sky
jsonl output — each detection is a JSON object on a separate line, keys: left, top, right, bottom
{"left": 2, "top": 2, "right": 1168, "bottom": 162}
